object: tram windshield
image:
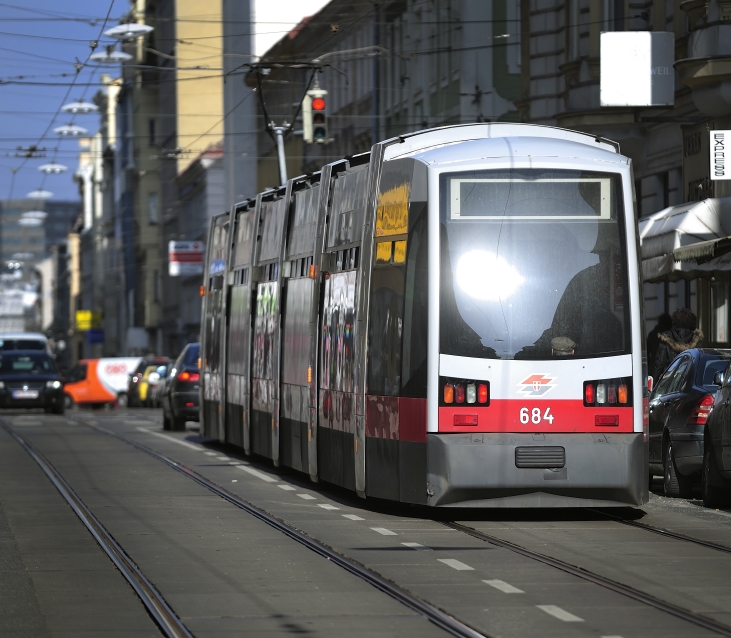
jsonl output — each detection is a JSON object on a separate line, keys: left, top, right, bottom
{"left": 440, "top": 168, "right": 630, "bottom": 360}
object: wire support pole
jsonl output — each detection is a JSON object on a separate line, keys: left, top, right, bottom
{"left": 272, "top": 125, "right": 288, "bottom": 186}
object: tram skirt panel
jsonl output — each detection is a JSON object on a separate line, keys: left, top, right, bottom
{"left": 280, "top": 384, "right": 309, "bottom": 472}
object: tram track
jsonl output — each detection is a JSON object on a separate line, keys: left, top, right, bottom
{"left": 33, "top": 412, "right": 731, "bottom": 638}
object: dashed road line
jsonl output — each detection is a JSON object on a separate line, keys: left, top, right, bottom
{"left": 297, "top": 493, "right": 316, "bottom": 500}
{"left": 318, "top": 504, "right": 339, "bottom": 510}
{"left": 537, "top": 605, "right": 584, "bottom": 622}
{"left": 402, "top": 542, "right": 431, "bottom": 551}
{"left": 342, "top": 514, "right": 365, "bottom": 521}
{"left": 483, "top": 579, "right": 523, "bottom": 594}
{"left": 135, "top": 427, "right": 203, "bottom": 451}
{"left": 235, "top": 465, "right": 277, "bottom": 483}
{"left": 277, "top": 484, "right": 297, "bottom": 491}
{"left": 438, "top": 559, "right": 474, "bottom": 571}
{"left": 371, "top": 527, "right": 398, "bottom": 536}
{"left": 204, "top": 451, "right": 217, "bottom": 456}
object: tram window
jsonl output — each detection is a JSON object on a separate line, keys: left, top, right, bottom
{"left": 440, "top": 168, "right": 629, "bottom": 361}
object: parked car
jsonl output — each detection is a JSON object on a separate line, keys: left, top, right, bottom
{"left": 649, "top": 348, "right": 731, "bottom": 497}
{"left": 0, "top": 350, "right": 64, "bottom": 414}
{"left": 702, "top": 366, "right": 731, "bottom": 507}
{"left": 127, "top": 357, "right": 170, "bottom": 407}
{"left": 162, "top": 343, "right": 200, "bottom": 431}
{"left": 64, "top": 357, "right": 141, "bottom": 408}
{"left": 150, "top": 365, "right": 169, "bottom": 407}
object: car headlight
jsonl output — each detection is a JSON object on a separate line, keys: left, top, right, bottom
{"left": 0, "top": 381, "right": 5, "bottom": 389}
{"left": 46, "top": 380, "right": 62, "bottom": 389}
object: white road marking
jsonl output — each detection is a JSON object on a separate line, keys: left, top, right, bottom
{"left": 536, "top": 605, "right": 584, "bottom": 622}
{"left": 204, "top": 452, "right": 217, "bottom": 456}
{"left": 438, "top": 558, "right": 474, "bottom": 571}
{"left": 483, "top": 579, "right": 524, "bottom": 594}
{"left": 231, "top": 480, "right": 237, "bottom": 482}
{"left": 277, "top": 485, "right": 297, "bottom": 491}
{"left": 297, "top": 494, "right": 316, "bottom": 500}
{"left": 318, "top": 504, "right": 339, "bottom": 510}
{"left": 235, "top": 465, "right": 277, "bottom": 483}
{"left": 371, "top": 527, "right": 398, "bottom": 536}
{"left": 228, "top": 461, "right": 240, "bottom": 465}
{"left": 402, "top": 542, "right": 431, "bottom": 550}
{"left": 601, "top": 636, "right": 625, "bottom": 638}
{"left": 216, "top": 456, "right": 230, "bottom": 460}
{"left": 135, "top": 427, "right": 203, "bottom": 451}
{"left": 342, "top": 514, "right": 364, "bottom": 521}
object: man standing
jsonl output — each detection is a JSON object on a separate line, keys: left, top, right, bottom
{"left": 653, "top": 308, "right": 703, "bottom": 379}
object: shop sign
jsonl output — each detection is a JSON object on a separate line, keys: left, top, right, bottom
{"left": 710, "top": 131, "right": 731, "bottom": 180}
{"left": 75, "top": 309, "right": 102, "bottom": 331}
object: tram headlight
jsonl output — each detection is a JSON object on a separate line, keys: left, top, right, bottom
{"left": 596, "top": 383, "right": 607, "bottom": 404}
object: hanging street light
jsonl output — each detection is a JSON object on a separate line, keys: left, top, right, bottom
{"left": 26, "top": 189, "right": 54, "bottom": 199}
{"left": 38, "top": 162, "right": 68, "bottom": 174}
{"left": 22, "top": 211, "right": 48, "bottom": 221}
{"left": 54, "top": 124, "right": 88, "bottom": 136}
{"left": 90, "top": 50, "right": 133, "bottom": 64}
{"left": 104, "top": 23, "right": 154, "bottom": 39}
{"left": 62, "top": 100, "right": 98, "bottom": 115}
{"left": 18, "top": 217, "right": 43, "bottom": 227}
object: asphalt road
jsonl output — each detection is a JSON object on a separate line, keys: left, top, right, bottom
{"left": 2, "top": 407, "right": 731, "bottom": 637}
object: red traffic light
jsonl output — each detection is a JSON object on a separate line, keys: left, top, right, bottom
{"left": 311, "top": 97, "right": 326, "bottom": 111}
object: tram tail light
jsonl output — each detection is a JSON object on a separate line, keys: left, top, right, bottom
{"left": 478, "top": 383, "right": 489, "bottom": 404}
{"left": 608, "top": 384, "right": 617, "bottom": 404}
{"left": 618, "top": 384, "right": 628, "bottom": 404}
{"left": 454, "top": 414, "right": 478, "bottom": 426}
{"left": 585, "top": 383, "right": 595, "bottom": 404}
{"left": 595, "top": 415, "right": 619, "bottom": 426}
{"left": 688, "top": 394, "right": 714, "bottom": 425}
{"left": 466, "top": 383, "right": 477, "bottom": 404}
{"left": 596, "top": 383, "right": 607, "bottom": 404}
{"left": 443, "top": 384, "right": 454, "bottom": 404}
{"left": 455, "top": 384, "right": 465, "bottom": 404}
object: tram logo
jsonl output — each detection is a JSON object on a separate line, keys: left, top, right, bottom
{"left": 517, "top": 374, "right": 556, "bottom": 397}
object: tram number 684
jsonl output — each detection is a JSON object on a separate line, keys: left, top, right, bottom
{"left": 519, "top": 406, "right": 555, "bottom": 425}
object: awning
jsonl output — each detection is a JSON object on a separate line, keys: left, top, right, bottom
{"left": 639, "top": 196, "right": 731, "bottom": 282}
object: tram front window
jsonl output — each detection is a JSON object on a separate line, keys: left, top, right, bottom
{"left": 440, "top": 168, "right": 630, "bottom": 360}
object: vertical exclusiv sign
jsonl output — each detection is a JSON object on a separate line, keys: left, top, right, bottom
{"left": 710, "top": 131, "right": 731, "bottom": 180}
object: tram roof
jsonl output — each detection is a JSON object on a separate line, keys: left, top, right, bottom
{"left": 382, "top": 123, "right": 626, "bottom": 165}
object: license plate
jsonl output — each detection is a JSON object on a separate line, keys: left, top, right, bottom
{"left": 12, "top": 390, "right": 38, "bottom": 399}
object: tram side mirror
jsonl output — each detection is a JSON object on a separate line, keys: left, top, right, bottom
{"left": 714, "top": 371, "right": 725, "bottom": 386}
{"left": 647, "top": 376, "right": 653, "bottom": 392}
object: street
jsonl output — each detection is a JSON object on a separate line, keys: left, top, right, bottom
{"left": 2, "top": 408, "right": 731, "bottom": 638}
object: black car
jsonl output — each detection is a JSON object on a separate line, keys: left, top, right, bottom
{"left": 0, "top": 350, "right": 65, "bottom": 414}
{"left": 702, "top": 367, "right": 731, "bottom": 507}
{"left": 161, "top": 343, "right": 200, "bottom": 431}
{"left": 649, "top": 348, "right": 731, "bottom": 497}
{"left": 127, "top": 356, "right": 170, "bottom": 407}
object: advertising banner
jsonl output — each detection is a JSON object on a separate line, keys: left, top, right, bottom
{"left": 169, "top": 240, "right": 204, "bottom": 276}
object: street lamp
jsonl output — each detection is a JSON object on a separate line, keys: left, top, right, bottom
{"left": 22, "top": 211, "right": 48, "bottom": 221}
{"left": 104, "top": 23, "right": 154, "bottom": 39}
{"left": 26, "top": 189, "right": 53, "bottom": 199}
{"left": 62, "top": 100, "right": 98, "bottom": 114}
{"left": 90, "top": 50, "right": 133, "bottom": 64}
{"left": 38, "top": 162, "right": 68, "bottom": 174}
{"left": 54, "top": 124, "right": 88, "bottom": 136}
{"left": 18, "top": 217, "right": 43, "bottom": 227}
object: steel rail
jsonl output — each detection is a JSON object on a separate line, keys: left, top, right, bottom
{"left": 0, "top": 421, "right": 193, "bottom": 638}
{"left": 446, "top": 521, "right": 731, "bottom": 637}
{"left": 74, "top": 417, "right": 491, "bottom": 638}
{"left": 589, "top": 508, "right": 731, "bottom": 555}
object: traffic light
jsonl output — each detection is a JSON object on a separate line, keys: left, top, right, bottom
{"left": 302, "top": 88, "right": 328, "bottom": 144}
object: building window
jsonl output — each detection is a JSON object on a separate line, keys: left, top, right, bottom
{"left": 603, "top": 0, "right": 625, "bottom": 31}
{"left": 711, "top": 280, "right": 728, "bottom": 343}
{"left": 149, "top": 119, "right": 156, "bottom": 146}
{"left": 149, "top": 193, "right": 158, "bottom": 225}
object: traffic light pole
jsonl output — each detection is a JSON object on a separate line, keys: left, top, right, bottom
{"left": 272, "top": 125, "right": 288, "bottom": 185}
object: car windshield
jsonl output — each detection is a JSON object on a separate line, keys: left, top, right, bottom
{"left": 0, "top": 353, "right": 54, "bottom": 374}
{"left": 697, "top": 356, "right": 731, "bottom": 390}
{"left": 440, "top": 168, "right": 630, "bottom": 360}
{"left": 183, "top": 344, "right": 200, "bottom": 368}
{"left": 0, "top": 339, "right": 45, "bottom": 351}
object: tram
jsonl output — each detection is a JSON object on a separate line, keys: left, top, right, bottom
{"left": 200, "top": 123, "right": 648, "bottom": 507}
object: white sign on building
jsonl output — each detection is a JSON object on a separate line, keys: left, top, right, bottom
{"left": 600, "top": 32, "right": 675, "bottom": 107}
{"left": 710, "top": 130, "right": 731, "bottom": 180}
{"left": 169, "top": 240, "right": 204, "bottom": 276}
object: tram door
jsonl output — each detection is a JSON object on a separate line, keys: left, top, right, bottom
{"left": 318, "top": 162, "right": 370, "bottom": 491}
{"left": 250, "top": 192, "right": 287, "bottom": 462}
{"left": 279, "top": 180, "right": 321, "bottom": 475}
{"left": 201, "top": 213, "right": 230, "bottom": 441}
{"left": 224, "top": 203, "right": 255, "bottom": 450}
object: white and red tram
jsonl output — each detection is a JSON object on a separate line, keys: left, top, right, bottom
{"left": 200, "top": 123, "right": 648, "bottom": 507}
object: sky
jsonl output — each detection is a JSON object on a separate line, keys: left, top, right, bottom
{"left": 0, "top": 0, "right": 329, "bottom": 203}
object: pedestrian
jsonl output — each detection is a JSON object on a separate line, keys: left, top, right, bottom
{"left": 647, "top": 312, "right": 671, "bottom": 378}
{"left": 653, "top": 308, "right": 703, "bottom": 379}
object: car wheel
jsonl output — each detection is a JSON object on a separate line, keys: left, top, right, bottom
{"left": 172, "top": 412, "right": 186, "bottom": 432}
{"left": 703, "top": 439, "right": 726, "bottom": 508}
{"left": 117, "top": 393, "right": 128, "bottom": 408}
{"left": 664, "top": 441, "right": 693, "bottom": 498}
{"left": 162, "top": 408, "right": 172, "bottom": 431}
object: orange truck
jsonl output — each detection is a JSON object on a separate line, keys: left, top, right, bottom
{"left": 64, "top": 357, "right": 141, "bottom": 407}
